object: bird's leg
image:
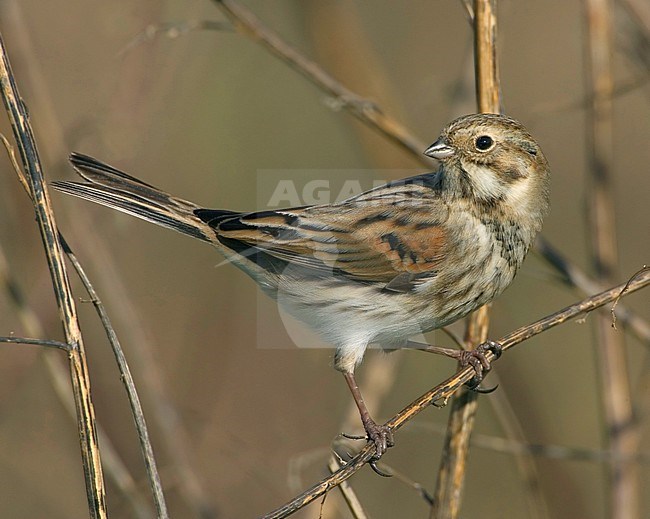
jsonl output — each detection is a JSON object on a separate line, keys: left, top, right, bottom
{"left": 343, "top": 371, "right": 394, "bottom": 459}
{"left": 407, "top": 339, "right": 502, "bottom": 388}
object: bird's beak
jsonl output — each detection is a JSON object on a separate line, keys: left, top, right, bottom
{"left": 424, "top": 139, "right": 455, "bottom": 159}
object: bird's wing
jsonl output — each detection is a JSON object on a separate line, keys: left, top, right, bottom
{"left": 196, "top": 180, "right": 450, "bottom": 291}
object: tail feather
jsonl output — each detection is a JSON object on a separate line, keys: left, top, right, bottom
{"left": 52, "top": 153, "right": 219, "bottom": 244}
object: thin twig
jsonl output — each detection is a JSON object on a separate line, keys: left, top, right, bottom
{"left": 0, "top": 336, "right": 70, "bottom": 351}
{"left": 119, "top": 20, "right": 231, "bottom": 57}
{"left": 0, "top": 30, "right": 107, "bottom": 518}
{"left": 380, "top": 465, "right": 435, "bottom": 506}
{"left": 212, "top": 0, "right": 432, "bottom": 164}
{"left": 261, "top": 269, "right": 650, "bottom": 518}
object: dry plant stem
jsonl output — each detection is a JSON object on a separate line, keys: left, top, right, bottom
{"left": 212, "top": 0, "right": 431, "bottom": 165}
{"left": 431, "top": 3, "right": 500, "bottom": 518}
{"left": 583, "top": 1, "right": 639, "bottom": 517}
{"left": 473, "top": 0, "right": 501, "bottom": 114}
{"left": 43, "top": 353, "right": 154, "bottom": 519}
{"left": 120, "top": 20, "right": 231, "bottom": 56}
{"left": 431, "top": 389, "right": 479, "bottom": 518}
{"left": 61, "top": 238, "right": 170, "bottom": 519}
{"left": 0, "top": 32, "right": 107, "bottom": 518}
{"left": 262, "top": 269, "right": 650, "bottom": 518}
{"left": 3, "top": 126, "right": 167, "bottom": 514}
{"left": 432, "top": 306, "right": 490, "bottom": 519}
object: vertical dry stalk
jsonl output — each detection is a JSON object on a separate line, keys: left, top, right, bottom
{"left": 583, "top": 1, "right": 639, "bottom": 517}
{"left": 431, "top": 2, "right": 500, "bottom": 518}
{"left": 473, "top": 0, "right": 501, "bottom": 114}
{"left": 431, "top": 307, "right": 489, "bottom": 519}
{"left": 0, "top": 32, "right": 107, "bottom": 518}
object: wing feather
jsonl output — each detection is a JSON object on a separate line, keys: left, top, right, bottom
{"left": 201, "top": 180, "right": 449, "bottom": 289}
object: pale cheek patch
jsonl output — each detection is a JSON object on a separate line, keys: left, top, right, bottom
{"left": 462, "top": 161, "right": 507, "bottom": 201}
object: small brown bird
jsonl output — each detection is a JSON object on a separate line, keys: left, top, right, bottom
{"left": 53, "top": 113, "right": 550, "bottom": 458}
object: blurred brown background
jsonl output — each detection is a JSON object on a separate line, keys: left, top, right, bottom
{"left": 0, "top": 1, "right": 648, "bottom": 518}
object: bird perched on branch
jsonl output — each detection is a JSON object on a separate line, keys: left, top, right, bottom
{"left": 53, "top": 113, "right": 550, "bottom": 459}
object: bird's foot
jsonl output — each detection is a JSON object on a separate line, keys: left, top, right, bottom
{"left": 363, "top": 419, "right": 394, "bottom": 459}
{"left": 459, "top": 340, "right": 502, "bottom": 390}
{"left": 342, "top": 419, "right": 394, "bottom": 460}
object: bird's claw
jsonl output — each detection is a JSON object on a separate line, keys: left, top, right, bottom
{"left": 341, "top": 420, "right": 394, "bottom": 473}
{"left": 369, "top": 459, "right": 392, "bottom": 477}
{"left": 340, "top": 432, "right": 366, "bottom": 441}
{"left": 341, "top": 422, "right": 394, "bottom": 458}
{"left": 469, "top": 382, "right": 499, "bottom": 394}
{"left": 364, "top": 420, "right": 394, "bottom": 459}
{"left": 459, "top": 340, "right": 502, "bottom": 389}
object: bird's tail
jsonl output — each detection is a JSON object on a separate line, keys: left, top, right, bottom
{"left": 53, "top": 153, "right": 218, "bottom": 244}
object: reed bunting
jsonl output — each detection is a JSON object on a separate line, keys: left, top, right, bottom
{"left": 53, "top": 113, "right": 550, "bottom": 458}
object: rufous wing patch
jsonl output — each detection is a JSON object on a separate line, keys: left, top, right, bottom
{"left": 212, "top": 205, "right": 447, "bottom": 287}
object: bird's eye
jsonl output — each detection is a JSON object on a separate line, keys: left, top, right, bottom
{"left": 475, "top": 135, "right": 494, "bottom": 151}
